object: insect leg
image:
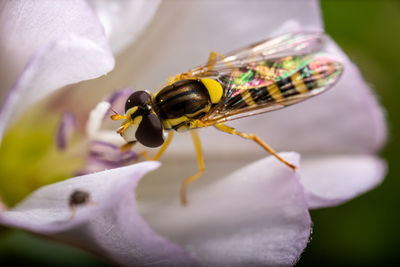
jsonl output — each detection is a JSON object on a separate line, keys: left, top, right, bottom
{"left": 206, "top": 51, "right": 223, "bottom": 71}
{"left": 120, "top": 141, "right": 150, "bottom": 161}
{"left": 110, "top": 114, "right": 128, "bottom": 120}
{"left": 162, "top": 72, "right": 193, "bottom": 87}
{"left": 180, "top": 130, "right": 205, "bottom": 206}
{"left": 162, "top": 51, "right": 227, "bottom": 86}
{"left": 69, "top": 204, "right": 76, "bottom": 220}
{"left": 214, "top": 123, "right": 297, "bottom": 170}
{"left": 153, "top": 131, "right": 174, "bottom": 160}
{"left": 120, "top": 141, "right": 137, "bottom": 152}
{"left": 116, "top": 120, "right": 131, "bottom": 134}
{"left": 206, "top": 51, "right": 235, "bottom": 71}
{"left": 138, "top": 150, "right": 151, "bottom": 161}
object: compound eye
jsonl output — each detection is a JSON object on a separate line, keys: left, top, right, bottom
{"left": 135, "top": 113, "right": 164, "bottom": 147}
{"left": 125, "top": 91, "right": 151, "bottom": 113}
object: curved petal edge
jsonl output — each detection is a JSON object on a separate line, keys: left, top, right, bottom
{"left": 300, "top": 155, "right": 387, "bottom": 209}
{"left": 0, "top": 161, "right": 198, "bottom": 266}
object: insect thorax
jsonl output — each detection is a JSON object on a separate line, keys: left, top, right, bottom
{"left": 153, "top": 79, "right": 213, "bottom": 131}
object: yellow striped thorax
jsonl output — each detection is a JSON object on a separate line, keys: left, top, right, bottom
{"left": 153, "top": 78, "right": 223, "bottom": 131}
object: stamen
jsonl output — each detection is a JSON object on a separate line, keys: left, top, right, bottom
{"left": 86, "top": 101, "right": 111, "bottom": 139}
{"left": 77, "top": 141, "right": 139, "bottom": 175}
{"left": 56, "top": 111, "right": 77, "bottom": 150}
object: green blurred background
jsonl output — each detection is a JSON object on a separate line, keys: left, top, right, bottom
{"left": 299, "top": 1, "right": 400, "bottom": 266}
{"left": 0, "top": 1, "right": 399, "bottom": 266}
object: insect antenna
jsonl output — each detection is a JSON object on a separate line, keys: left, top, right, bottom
{"left": 109, "top": 107, "right": 129, "bottom": 121}
{"left": 110, "top": 107, "right": 118, "bottom": 115}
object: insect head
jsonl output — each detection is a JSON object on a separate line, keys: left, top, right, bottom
{"left": 122, "top": 91, "right": 164, "bottom": 147}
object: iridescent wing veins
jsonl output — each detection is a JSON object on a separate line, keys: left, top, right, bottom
{"left": 185, "top": 32, "right": 344, "bottom": 124}
{"left": 205, "top": 54, "right": 343, "bottom": 123}
{"left": 187, "top": 32, "right": 325, "bottom": 78}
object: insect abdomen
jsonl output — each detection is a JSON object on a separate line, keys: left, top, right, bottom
{"left": 224, "top": 56, "right": 342, "bottom": 110}
{"left": 154, "top": 80, "right": 212, "bottom": 130}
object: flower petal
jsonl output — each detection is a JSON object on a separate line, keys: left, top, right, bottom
{"left": 87, "top": 0, "right": 161, "bottom": 54}
{"left": 0, "top": 162, "right": 197, "bottom": 266}
{"left": 299, "top": 155, "right": 386, "bottom": 209}
{"left": 142, "top": 153, "right": 311, "bottom": 266}
{"left": 0, "top": 0, "right": 114, "bottom": 143}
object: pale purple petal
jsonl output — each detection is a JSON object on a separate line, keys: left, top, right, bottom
{"left": 87, "top": 0, "right": 161, "bottom": 54}
{"left": 0, "top": 162, "right": 197, "bottom": 266}
{"left": 0, "top": 0, "right": 115, "bottom": 143}
{"left": 0, "top": 0, "right": 111, "bottom": 101}
{"left": 56, "top": 111, "right": 77, "bottom": 150}
{"left": 142, "top": 153, "right": 311, "bottom": 266}
{"left": 299, "top": 155, "right": 386, "bottom": 209}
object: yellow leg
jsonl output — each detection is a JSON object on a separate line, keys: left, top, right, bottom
{"left": 163, "top": 51, "right": 231, "bottom": 86}
{"left": 116, "top": 125, "right": 127, "bottom": 134}
{"left": 180, "top": 130, "right": 205, "bottom": 206}
{"left": 138, "top": 150, "right": 151, "bottom": 161}
{"left": 111, "top": 114, "right": 128, "bottom": 121}
{"left": 69, "top": 199, "right": 97, "bottom": 220}
{"left": 214, "top": 123, "right": 297, "bottom": 170}
{"left": 153, "top": 131, "right": 174, "bottom": 160}
{"left": 206, "top": 51, "right": 223, "bottom": 69}
{"left": 206, "top": 51, "right": 235, "bottom": 71}
{"left": 162, "top": 73, "right": 192, "bottom": 87}
{"left": 69, "top": 205, "right": 76, "bottom": 220}
{"left": 120, "top": 142, "right": 150, "bottom": 161}
{"left": 120, "top": 141, "right": 137, "bottom": 152}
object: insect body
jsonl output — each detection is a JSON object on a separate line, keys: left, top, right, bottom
{"left": 68, "top": 190, "right": 91, "bottom": 218}
{"left": 69, "top": 190, "right": 90, "bottom": 207}
{"left": 154, "top": 78, "right": 223, "bottom": 132}
{"left": 111, "top": 32, "right": 343, "bottom": 205}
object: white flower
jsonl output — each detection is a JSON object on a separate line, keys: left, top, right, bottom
{"left": 0, "top": 0, "right": 386, "bottom": 266}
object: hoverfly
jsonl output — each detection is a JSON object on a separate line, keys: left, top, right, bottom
{"left": 111, "top": 32, "right": 343, "bottom": 206}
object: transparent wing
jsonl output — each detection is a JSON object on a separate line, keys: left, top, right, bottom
{"left": 199, "top": 53, "right": 343, "bottom": 125}
{"left": 186, "top": 32, "right": 325, "bottom": 79}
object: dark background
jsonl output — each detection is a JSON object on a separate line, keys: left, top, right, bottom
{"left": 0, "top": 1, "right": 399, "bottom": 266}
